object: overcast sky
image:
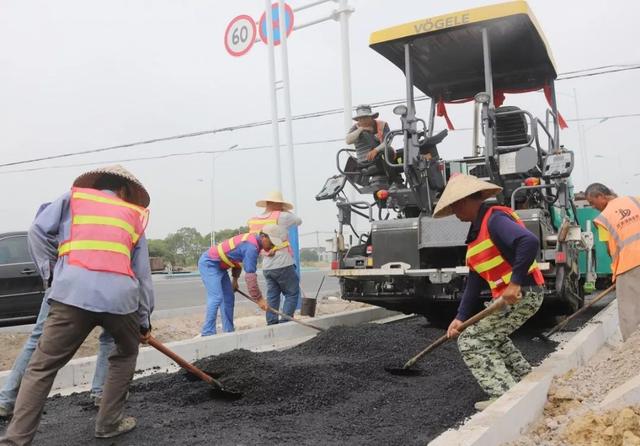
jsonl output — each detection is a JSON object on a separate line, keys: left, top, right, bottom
{"left": 1, "top": 0, "right": 639, "bottom": 246}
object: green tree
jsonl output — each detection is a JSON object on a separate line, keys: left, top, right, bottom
{"left": 165, "top": 227, "right": 207, "bottom": 266}
{"left": 300, "top": 248, "right": 319, "bottom": 262}
{"left": 206, "top": 226, "right": 249, "bottom": 244}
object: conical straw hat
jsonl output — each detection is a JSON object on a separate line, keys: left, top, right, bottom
{"left": 433, "top": 174, "right": 502, "bottom": 218}
{"left": 73, "top": 164, "right": 150, "bottom": 208}
{"left": 256, "top": 191, "right": 293, "bottom": 211}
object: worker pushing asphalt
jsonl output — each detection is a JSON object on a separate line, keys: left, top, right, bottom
{"left": 0, "top": 1, "right": 636, "bottom": 445}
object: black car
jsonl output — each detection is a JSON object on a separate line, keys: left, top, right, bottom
{"left": 0, "top": 232, "right": 45, "bottom": 326}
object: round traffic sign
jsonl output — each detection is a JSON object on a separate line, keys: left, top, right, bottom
{"left": 258, "top": 3, "right": 294, "bottom": 46}
{"left": 224, "top": 14, "right": 256, "bottom": 57}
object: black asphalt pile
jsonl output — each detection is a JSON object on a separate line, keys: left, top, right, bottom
{"left": 0, "top": 318, "right": 556, "bottom": 446}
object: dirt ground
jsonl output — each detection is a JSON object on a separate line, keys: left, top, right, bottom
{"left": 0, "top": 298, "right": 368, "bottom": 371}
{"left": 507, "top": 329, "right": 640, "bottom": 446}
{"left": 0, "top": 318, "right": 555, "bottom": 445}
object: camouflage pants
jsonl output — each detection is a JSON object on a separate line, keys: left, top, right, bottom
{"left": 457, "top": 287, "right": 544, "bottom": 398}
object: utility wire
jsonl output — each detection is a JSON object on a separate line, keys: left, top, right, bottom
{"left": 1, "top": 64, "right": 638, "bottom": 170}
{"left": 1, "top": 113, "right": 638, "bottom": 176}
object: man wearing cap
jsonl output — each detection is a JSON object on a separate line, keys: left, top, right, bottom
{"left": 346, "top": 105, "right": 390, "bottom": 164}
{"left": 248, "top": 192, "right": 302, "bottom": 325}
{"left": 434, "top": 174, "right": 544, "bottom": 411}
{"left": 586, "top": 182, "right": 640, "bottom": 340}
{"left": 0, "top": 165, "right": 155, "bottom": 444}
{"left": 197, "top": 226, "right": 274, "bottom": 336}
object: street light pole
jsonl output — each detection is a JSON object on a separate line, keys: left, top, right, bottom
{"left": 210, "top": 144, "right": 238, "bottom": 246}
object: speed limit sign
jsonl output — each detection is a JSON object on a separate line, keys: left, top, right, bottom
{"left": 224, "top": 15, "right": 256, "bottom": 57}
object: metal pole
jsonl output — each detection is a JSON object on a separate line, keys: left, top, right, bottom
{"left": 279, "top": 0, "right": 298, "bottom": 209}
{"left": 573, "top": 88, "right": 588, "bottom": 184}
{"left": 265, "top": 0, "right": 283, "bottom": 191}
{"left": 481, "top": 28, "right": 495, "bottom": 160}
{"left": 337, "top": 0, "right": 353, "bottom": 132}
{"left": 210, "top": 153, "right": 215, "bottom": 246}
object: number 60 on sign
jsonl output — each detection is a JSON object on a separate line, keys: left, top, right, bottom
{"left": 224, "top": 15, "right": 256, "bottom": 57}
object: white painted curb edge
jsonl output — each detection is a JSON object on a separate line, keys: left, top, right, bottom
{"left": 429, "top": 300, "right": 620, "bottom": 446}
{"left": 0, "top": 307, "right": 398, "bottom": 394}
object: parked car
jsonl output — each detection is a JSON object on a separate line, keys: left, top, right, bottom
{"left": 0, "top": 232, "right": 45, "bottom": 326}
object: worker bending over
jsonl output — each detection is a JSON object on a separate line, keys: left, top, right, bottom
{"left": 0, "top": 165, "right": 155, "bottom": 444}
{"left": 248, "top": 191, "right": 302, "bottom": 325}
{"left": 435, "top": 174, "right": 544, "bottom": 411}
{"left": 197, "top": 226, "right": 277, "bottom": 336}
{"left": 586, "top": 182, "right": 640, "bottom": 340}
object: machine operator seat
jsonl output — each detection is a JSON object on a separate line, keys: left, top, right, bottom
{"left": 495, "top": 106, "right": 529, "bottom": 152}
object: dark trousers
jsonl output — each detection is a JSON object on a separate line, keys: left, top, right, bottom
{"left": 0, "top": 301, "right": 140, "bottom": 445}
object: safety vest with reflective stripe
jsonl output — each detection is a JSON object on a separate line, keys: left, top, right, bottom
{"left": 593, "top": 196, "right": 640, "bottom": 279}
{"left": 59, "top": 187, "right": 149, "bottom": 277}
{"left": 207, "top": 233, "right": 260, "bottom": 269}
{"left": 466, "top": 206, "right": 544, "bottom": 298}
{"left": 247, "top": 211, "right": 291, "bottom": 255}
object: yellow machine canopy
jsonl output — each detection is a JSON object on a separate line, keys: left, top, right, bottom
{"left": 369, "top": 1, "right": 558, "bottom": 101}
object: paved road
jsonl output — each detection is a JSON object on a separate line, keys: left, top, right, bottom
{"left": 153, "top": 269, "right": 339, "bottom": 311}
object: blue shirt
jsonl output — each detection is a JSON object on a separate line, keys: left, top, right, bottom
{"left": 204, "top": 234, "right": 261, "bottom": 273}
{"left": 456, "top": 204, "right": 540, "bottom": 321}
{"left": 27, "top": 190, "right": 155, "bottom": 328}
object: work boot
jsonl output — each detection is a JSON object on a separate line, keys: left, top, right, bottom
{"left": 474, "top": 399, "right": 497, "bottom": 411}
{"left": 95, "top": 416, "right": 137, "bottom": 439}
{"left": 0, "top": 404, "right": 12, "bottom": 418}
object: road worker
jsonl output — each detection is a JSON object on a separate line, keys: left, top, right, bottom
{"left": 434, "top": 174, "right": 544, "bottom": 411}
{"left": 0, "top": 205, "right": 116, "bottom": 419}
{"left": 248, "top": 191, "right": 302, "bottom": 325}
{"left": 586, "top": 182, "right": 640, "bottom": 340}
{"left": 197, "top": 226, "right": 275, "bottom": 336}
{"left": 0, "top": 165, "right": 155, "bottom": 444}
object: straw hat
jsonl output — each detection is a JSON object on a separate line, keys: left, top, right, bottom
{"left": 261, "top": 224, "right": 287, "bottom": 246}
{"left": 353, "top": 104, "right": 379, "bottom": 120}
{"left": 73, "top": 164, "right": 150, "bottom": 208}
{"left": 432, "top": 174, "right": 502, "bottom": 218}
{"left": 256, "top": 191, "right": 293, "bottom": 211}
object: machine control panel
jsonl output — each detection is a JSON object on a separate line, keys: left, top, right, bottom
{"left": 542, "top": 151, "right": 574, "bottom": 179}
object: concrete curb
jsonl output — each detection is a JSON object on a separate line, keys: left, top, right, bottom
{"left": 429, "top": 300, "right": 621, "bottom": 446}
{"left": 0, "top": 307, "right": 397, "bottom": 395}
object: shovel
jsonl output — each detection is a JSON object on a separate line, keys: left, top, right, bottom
{"left": 146, "top": 335, "right": 242, "bottom": 400}
{"left": 235, "top": 289, "right": 326, "bottom": 332}
{"left": 535, "top": 284, "right": 615, "bottom": 341}
{"left": 385, "top": 297, "right": 507, "bottom": 376}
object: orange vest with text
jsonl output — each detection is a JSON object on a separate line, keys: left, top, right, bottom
{"left": 247, "top": 211, "right": 291, "bottom": 254}
{"left": 207, "top": 233, "right": 259, "bottom": 270}
{"left": 593, "top": 196, "right": 640, "bottom": 278}
{"left": 466, "top": 206, "right": 544, "bottom": 298}
{"left": 58, "top": 187, "right": 149, "bottom": 277}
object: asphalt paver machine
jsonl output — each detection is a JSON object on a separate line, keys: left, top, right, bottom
{"left": 316, "top": 1, "right": 598, "bottom": 325}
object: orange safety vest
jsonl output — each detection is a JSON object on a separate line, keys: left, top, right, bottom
{"left": 466, "top": 206, "right": 544, "bottom": 298}
{"left": 207, "top": 233, "right": 260, "bottom": 269}
{"left": 58, "top": 187, "right": 149, "bottom": 277}
{"left": 593, "top": 196, "right": 640, "bottom": 279}
{"left": 247, "top": 211, "right": 291, "bottom": 254}
{"left": 374, "top": 120, "right": 387, "bottom": 144}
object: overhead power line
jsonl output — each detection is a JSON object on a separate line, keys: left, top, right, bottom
{"left": 1, "top": 114, "right": 638, "bottom": 176}
{"left": 1, "top": 64, "right": 639, "bottom": 170}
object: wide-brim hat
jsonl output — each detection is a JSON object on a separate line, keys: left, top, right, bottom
{"left": 261, "top": 224, "right": 286, "bottom": 246}
{"left": 256, "top": 191, "right": 293, "bottom": 211}
{"left": 353, "top": 104, "right": 379, "bottom": 120}
{"left": 433, "top": 174, "right": 502, "bottom": 218}
{"left": 73, "top": 164, "right": 150, "bottom": 208}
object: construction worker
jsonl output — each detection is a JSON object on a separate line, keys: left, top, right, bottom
{"left": 248, "top": 191, "right": 302, "bottom": 325}
{"left": 346, "top": 104, "right": 390, "bottom": 164}
{"left": 0, "top": 204, "right": 114, "bottom": 418}
{"left": 586, "top": 182, "right": 640, "bottom": 341}
{"left": 197, "top": 226, "right": 276, "bottom": 336}
{"left": 434, "top": 174, "right": 544, "bottom": 411}
{"left": 0, "top": 165, "right": 155, "bottom": 444}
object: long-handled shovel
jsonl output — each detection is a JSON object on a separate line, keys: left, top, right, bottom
{"left": 536, "top": 284, "right": 615, "bottom": 341}
{"left": 146, "top": 335, "right": 242, "bottom": 400}
{"left": 235, "top": 289, "right": 326, "bottom": 332}
{"left": 385, "top": 297, "right": 507, "bottom": 376}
